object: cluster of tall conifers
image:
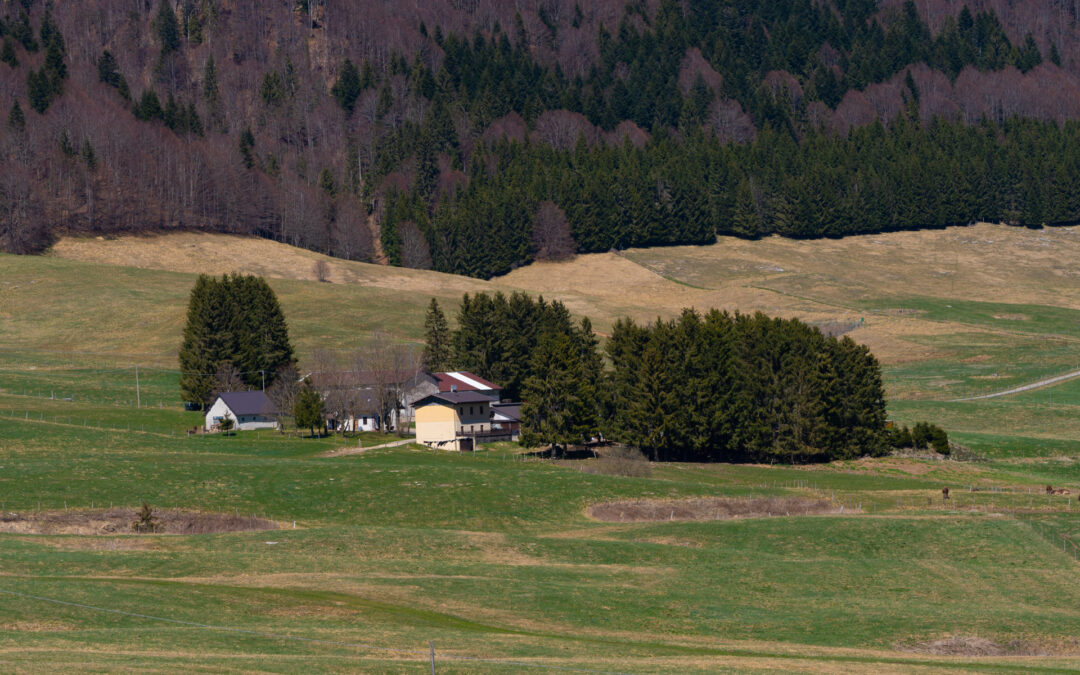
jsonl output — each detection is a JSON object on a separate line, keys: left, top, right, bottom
{"left": 179, "top": 275, "right": 295, "bottom": 407}
{"left": 384, "top": 115, "right": 1080, "bottom": 279}
{"left": 427, "top": 293, "right": 888, "bottom": 463}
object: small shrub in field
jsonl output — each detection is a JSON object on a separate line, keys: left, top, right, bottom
{"left": 131, "top": 502, "right": 159, "bottom": 533}
{"left": 891, "top": 422, "right": 948, "bottom": 455}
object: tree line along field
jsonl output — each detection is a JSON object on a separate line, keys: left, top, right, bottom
{"left": 4, "top": 227, "right": 1080, "bottom": 670}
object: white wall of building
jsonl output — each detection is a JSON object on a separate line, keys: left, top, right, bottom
{"left": 205, "top": 398, "right": 278, "bottom": 431}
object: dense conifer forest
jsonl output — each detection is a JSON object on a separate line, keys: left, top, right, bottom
{"left": 436, "top": 292, "right": 889, "bottom": 463}
{"left": 3, "top": 1, "right": 1080, "bottom": 275}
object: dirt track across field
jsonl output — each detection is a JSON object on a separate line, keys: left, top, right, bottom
{"left": 949, "top": 368, "right": 1080, "bottom": 401}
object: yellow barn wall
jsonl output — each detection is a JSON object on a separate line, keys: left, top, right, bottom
{"left": 415, "top": 404, "right": 459, "bottom": 448}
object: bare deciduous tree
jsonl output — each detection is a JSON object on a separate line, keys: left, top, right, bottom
{"left": 267, "top": 363, "right": 302, "bottom": 429}
{"left": 399, "top": 220, "right": 432, "bottom": 269}
{"left": 212, "top": 361, "right": 246, "bottom": 398}
{"left": 531, "top": 200, "right": 576, "bottom": 261}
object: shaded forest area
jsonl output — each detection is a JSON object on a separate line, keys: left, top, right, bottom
{"left": 3, "top": 0, "right": 1080, "bottom": 275}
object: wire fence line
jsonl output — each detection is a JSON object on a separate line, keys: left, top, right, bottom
{"left": 0, "top": 587, "right": 634, "bottom": 675}
{"left": 1023, "top": 518, "right": 1080, "bottom": 563}
{"left": 3, "top": 409, "right": 183, "bottom": 437}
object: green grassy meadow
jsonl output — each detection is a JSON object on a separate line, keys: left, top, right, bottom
{"left": 5, "top": 228, "right": 1080, "bottom": 672}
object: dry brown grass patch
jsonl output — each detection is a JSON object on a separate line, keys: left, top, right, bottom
{"left": 0, "top": 508, "right": 277, "bottom": 535}
{"left": 0, "top": 621, "right": 73, "bottom": 632}
{"left": 898, "top": 635, "right": 1051, "bottom": 656}
{"left": 580, "top": 446, "right": 652, "bottom": 477}
{"left": 588, "top": 496, "right": 840, "bottom": 522}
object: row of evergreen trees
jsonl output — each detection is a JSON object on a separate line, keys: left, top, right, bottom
{"left": 604, "top": 311, "right": 888, "bottom": 463}
{"left": 384, "top": 114, "right": 1080, "bottom": 279}
{"left": 428, "top": 293, "right": 889, "bottom": 463}
{"left": 179, "top": 275, "right": 295, "bottom": 407}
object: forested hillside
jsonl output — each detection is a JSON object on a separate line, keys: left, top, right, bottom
{"left": 3, "top": 0, "right": 1080, "bottom": 276}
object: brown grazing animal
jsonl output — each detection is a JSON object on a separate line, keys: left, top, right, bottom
{"left": 942, "top": 486, "right": 950, "bottom": 500}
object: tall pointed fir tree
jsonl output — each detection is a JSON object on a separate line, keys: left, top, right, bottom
{"left": 422, "top": 298, "right": 453, "bottom": 372}
{"left": 520, "top": 331, "right": 597, "bottom": 456}
{"left": 179, "top": 275, "right": 216, "bottom": 407}
{"left": 155, "top": 0, "right": 181, "bottom": 54}
{"left": 179, "top": 275, "right": 294, "bottom": 406}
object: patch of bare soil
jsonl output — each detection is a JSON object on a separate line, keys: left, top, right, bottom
{"left": 992, "top": 313, "right": 1029, "bottom": 321}
{"left": 0, "top": 508, "right": 277, "bottom": 535}
{"left": 898, "top": 635, "right": 1050, "bottom": 656}
{"left": 587, "top": 496, "right": 840, "bottom": 522}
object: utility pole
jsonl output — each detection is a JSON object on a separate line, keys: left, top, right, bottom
{"left": 429, "top": 641, "right": 435, "bottom": 674}
{"left": 135, "top": 365, "right": 141, "bottom": 409}
{"left": 261, "top": 370, "right": 266, "bottom": 391}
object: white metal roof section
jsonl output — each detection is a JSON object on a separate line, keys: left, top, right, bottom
{"left": 447, "top": 371, "right": 494, "bottom": 390}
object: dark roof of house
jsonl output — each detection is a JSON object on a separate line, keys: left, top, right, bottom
{"left": 491, "top": 403, "right": 521, "bottom": 421}
{"left": 217, "top": 391, "right": 276, "bottom": 416}
{"left": 412, "top": 391, "right": 495, "bottom": 407}
{"left": 434, "top": 371, "right": 500, "bottom": 392}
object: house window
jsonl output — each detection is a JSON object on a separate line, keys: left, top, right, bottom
{"left": 469, "top": 406, "right": 474, "bottom": 416}
{"left": 362, "top": 416, "right": 368, "bottom": 425}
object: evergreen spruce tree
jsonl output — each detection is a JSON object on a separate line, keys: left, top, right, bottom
{"left": 294, "top": 386, "right": 325, "bottom": 437}
{"left": 179, "top": 275, "right": 294, "bottom": 406}
{"left": 43, "top": 32, "right": 66, "bottom": 93}
{"left": 239, "top": 128, "right": 256, "bottom": 168}
{"left": 163, "top": 93, "right": 180, "bottom": 130}
{"left": 187, "top": 12, "right": 204, "bottom": 45}
{"left": 520, "top": 332, "right": 595, "bottom": 456}
{"left": 1049, "top": 41, "right": 1062, "bottom": 67}
{"left": 7, "top": 100, "right": 25, "bottom": 131}
{"left": 134, "top": 90, "right": 163, "bottom": 121}
{"left": 203, "top": 54, "right": 219, "bottom": 103}
{"left": 186, "top": 102, "right": 203, "bottom": 136}
{"left": 422, "top": 298, "right": 453, "bottom": 372}
{"left": 155, "top": 0, "right": 182, "bottom": 55}
{"left": 97, "top": 50, "right": 120, "bottom": 85}
{"left": 27, "top": 69, "right": 52, "bottom": 114}
{"left": 97, "top": 50, "right": 130, "bottom": 100}
{"left": 179, "top": 275, "right": 216, "bottom": 407}
{"left": 331, "top": 58, "right": 362, "bottom": 114}
{"left": 1, "top": 37, "right": 18, "bottom": 68}
{"left": 246, "top": 276, "right": 296, "bottom": 388}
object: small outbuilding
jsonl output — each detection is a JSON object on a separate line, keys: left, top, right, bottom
{"left": 491, "top": 402, "right": 522, "bottom": 440}
{"left": 205, "top": 391, "right": 278, "bottom": 432}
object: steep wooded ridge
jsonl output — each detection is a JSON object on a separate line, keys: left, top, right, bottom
{"left": 3, "top": 1, "right": 1080, "bottom": 276}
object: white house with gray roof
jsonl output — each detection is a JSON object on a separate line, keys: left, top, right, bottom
{"left": 205, "top": 391, "right": 278, "bottom": 431}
